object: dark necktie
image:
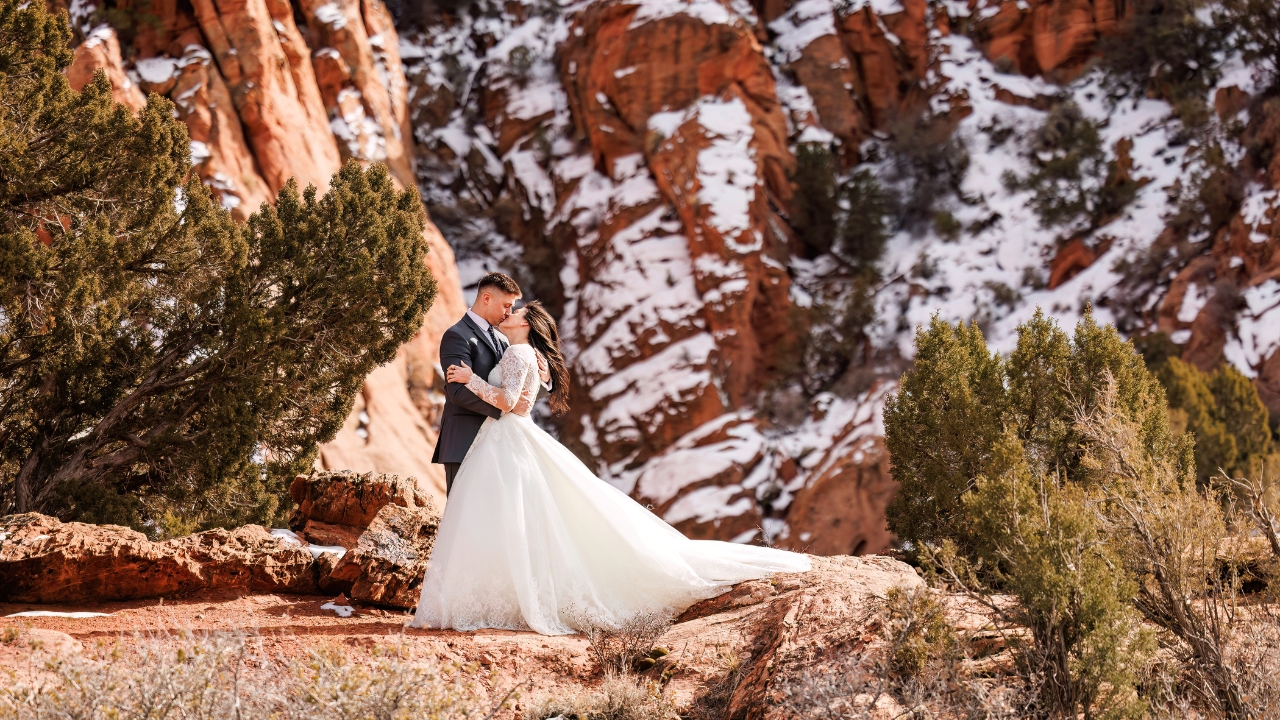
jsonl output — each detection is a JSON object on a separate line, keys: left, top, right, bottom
{"left": 487, "top": 326, "right": 503, "bottom": 355}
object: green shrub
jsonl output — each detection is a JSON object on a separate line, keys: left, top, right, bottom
{"left": 1158, "top": 358, "right": 1274, "bottom": 483}
{"left": 885, "top": 115, "right": 969, "bottom": 231}
{"left": 1222, "top": 0, "right": 1280, "bottom": 96}
{"left": 886, "top": 309, "right": 1174, "bottom": 553}
{"left": 0, "top": 1, "right": 437, "bottom": 531}
{"left": 885, "top": 317, "right": 1007, "bottom": 551}
{"left": 882, "top": 586, "right": 958, "bottom": 683}
{"left": 788, "top": 164, "right": 888, "bottom": 395}
{"left": 506, "top": 45, "right": 535, "bottom": 88}
{"left": 932, "top": 210, "right": 962, "bottom": 241}
{"left": 836, "top": 169, "right": 891, "bottom": 269}
{"left": 1100, "top": 0, "right": 1226, "bottom": 113}
{"left": 1079, "top": 382, "right": 1260, "bottom": 717}
{"left": 933, "top": 431, "right": 1154, "bottom": 720}
{"left": 789, "top": 143, "right": 840, "bottom": 256}
{"left": 1004, "top": 102, "right": 1139, "bottom": 230}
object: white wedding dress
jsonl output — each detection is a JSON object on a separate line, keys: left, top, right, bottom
{"left": 411, "top": 343, "right": 810, "bottom": 635}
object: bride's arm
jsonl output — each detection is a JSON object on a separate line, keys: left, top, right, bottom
{"left": 460, "top": 348, "right": 529, "bottom": 413}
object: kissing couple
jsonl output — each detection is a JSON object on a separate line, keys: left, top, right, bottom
{"left": 411, "top": 272, "right": 809, "bottom": 636}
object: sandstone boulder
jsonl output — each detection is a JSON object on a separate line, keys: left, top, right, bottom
{"left": 289, "top": 471, "right": 442, "bottom": 609}
{"left": 289, "top": 469, "right": 430, "bottom": 530}
{"left": 0, "top": 514, "right": 316, "bottom": 604}
{"left": 671, "top": 554, "right": 925, "bottom": 717}
{"left": 319, "top": 503, "right": 441, "bottom": 609}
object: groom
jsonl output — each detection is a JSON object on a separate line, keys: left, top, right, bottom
{"left": 433, "top": 272, "right": 550, "bottom": 494}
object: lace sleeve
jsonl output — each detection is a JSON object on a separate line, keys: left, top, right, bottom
{"left": 464, "top": 346, "right": 530, "bottom": 413}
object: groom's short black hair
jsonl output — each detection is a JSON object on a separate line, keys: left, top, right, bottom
{"left": 477, "top": 272, "right": 520, "bottom": 297}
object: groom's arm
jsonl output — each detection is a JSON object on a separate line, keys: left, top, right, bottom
{"left": 441, "top": 329, "right": 502, "bottom": 420}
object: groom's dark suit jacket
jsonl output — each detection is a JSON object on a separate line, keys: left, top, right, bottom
{"left": 432, "top": 314, "right": 506, "bottom": 465}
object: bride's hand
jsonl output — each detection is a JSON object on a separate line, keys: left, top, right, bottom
{"left": 446, "top": 362, "right": 473, "bottom": 384}
{"left": 536, "top": 352, "right": 551, "bottom": 385}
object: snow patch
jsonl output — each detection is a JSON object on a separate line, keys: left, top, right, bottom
{"left": 321, "top": 602, "right": 355, "bottom": 617}
{"left": 271, "top": 528, "right": 347, "bottom": 559}
{"left": 7, "top": 611, "right": 113, "bottom": 618}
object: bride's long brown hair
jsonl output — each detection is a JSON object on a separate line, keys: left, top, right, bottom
{"left": 523, "top": 301, "right": 570, "bottom": 415}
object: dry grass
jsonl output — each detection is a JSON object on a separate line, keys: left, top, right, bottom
{"left": 521, "top": 676, "right": 679, "bottom": 720}
{"left": 773, "top": 585, "right": 1026, "bottom": 720}
{"left": 568, "top": 610, "right": 674, "bottom": 678}
{"left": 0, "top": 631, "right": 504, "bottom": 720}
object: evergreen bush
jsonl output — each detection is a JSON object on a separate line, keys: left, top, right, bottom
{"left": 0, "top": 0, "right": 437, "bottom": 532}
{"left": 788, "top": 143, "right": 839, "bottom": 256}
{"left": 1003, "top": 103, "right": 1139, "bottom": 230}
{"left": 1158, "top": 358, "right": 1274, "bottom": 483}
{"left": 1100, "top": 0, "right": 1226, "bottom": 114}
{"left": 885, "top": 309, "right": 1172, "bottom": 553}
{"left": 934, "top": 431, "right": 1154, "bottom": 720}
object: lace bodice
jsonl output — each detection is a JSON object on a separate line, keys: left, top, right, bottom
{"left": 465, "top": 343, "right": 539, "bottom": 417}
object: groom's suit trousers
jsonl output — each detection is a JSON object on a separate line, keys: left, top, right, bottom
{"left": 444, "top": 463, "right": 461, "bottom": 495}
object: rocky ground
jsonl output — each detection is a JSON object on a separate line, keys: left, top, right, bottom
{"left": 0, "top": 470, "right": 939, "bottom": 716}
{"left": 0, "top": 556, "right": 927, "bottom": 717}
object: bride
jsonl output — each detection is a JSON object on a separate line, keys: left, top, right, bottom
{"left": 411, "top": 302, "right": 809, "bottom": 635}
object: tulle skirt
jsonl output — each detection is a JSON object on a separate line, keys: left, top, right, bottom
{"left": 411, "top": 413, "right": 809, "bottom": 635}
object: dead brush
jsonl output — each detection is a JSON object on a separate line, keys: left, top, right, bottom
{"left": 772, "top": 585, "right": 1025, "bottom": 720}
{"left": 0, "top": 630, "right": 499, "bottom": 720}
{"left": 521, "top": 676, "right": 680, "bottom": 720}
{"left": 568, "top": 609, "right": 674, "bottom": 678}
{"left": 684, "top": 646, "right": 744, "bottom": 720}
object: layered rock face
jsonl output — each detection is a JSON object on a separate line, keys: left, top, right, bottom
{"left": 399, "top": 0, "right": 1280, "bottom": 554}
{"left": 65, "top": 0, "right": 1280, "bottom": 556}
{"left": 0, "top": 512, "right": 317, "bottom": 603}
{"left": 965, "top": 0, "right": 1131, "bottom": 81}
{"left": 401, "top": 0, "right": 922, "bottom": 552}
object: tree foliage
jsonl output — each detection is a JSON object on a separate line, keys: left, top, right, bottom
{"left": 1100, "top": 0, "right": 1226, "bottom": 109}
{"left": 1221, "top": 0, "right": 1280, "bottom": 96}
{"left": 935, "top": 431, "right": 1153, "bottom": 720}
{"left": 0, "top": 0, "right": 436, "bottom": 532}
{"left": 1158, "top": 357, "right": 1274, "bottom": 483}
{"left": 885, "top": 309, "right": 1173, "bottom": 552}
{"left": 1003, "top": 103, "right": 1139, "bottom": 230}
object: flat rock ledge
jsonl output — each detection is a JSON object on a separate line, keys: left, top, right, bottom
{"left": 0, "top": 471, "right": 440, "bottom": 608}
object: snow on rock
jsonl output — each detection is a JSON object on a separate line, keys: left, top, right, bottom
{"left": 630, "top": 0, "right": 737, "bottom": 28}
{"left": 694, "top": 98, "right": 760, "bottom": 245}
{"left": 869, "top": 30, "right": 1192, "bottom": 359}
{"left": 397, "top": 0, "right": 1280, "bottom": 551}
{"left": 1224, "top": 281, "right": 1280, "bottom": 376}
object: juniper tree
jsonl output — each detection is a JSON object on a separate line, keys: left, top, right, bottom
{"left": 0, "top": 0, "right": 436, "bottom": 532}
{"left": 933, "top": 431, "right": 1153, "bottom": 720}
{"left": 883, "top": 316, "right": 1006, "bottom": 551}
{"left": 886, "top": 309, "right": 1174, "bottom": 553}
{"left": 1159, "top": 358, "right": 1274, "bottom": 483}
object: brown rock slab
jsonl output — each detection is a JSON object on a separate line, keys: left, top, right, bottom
{"left": 289, "top": 470, "right": 431, "bottom": 530}
{"left": 319, "top": 503, "right": 441, "bottom": 609}
{"left": 0, "top": 514, "right": 316, "bottom": 604}
{"left": 65, "top": 27, "right": 146, "bottom": 111}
